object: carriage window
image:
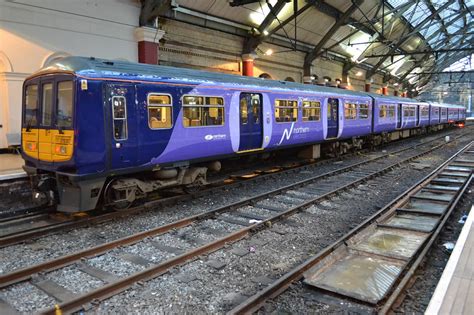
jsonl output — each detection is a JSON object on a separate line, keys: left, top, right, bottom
{"left": 275, "top": 99, "right": 297, "bottom": 123}
{"left": 388, "top": 105, "right": 396, "bottom": 118}
{"left": 148, "top": 94, "right": 172, "bottom": 129}
{"left": 359, "top": 104, "right": 369, "bottom": 119}
{"left": 379, "top": 105, "right": 387, "bottom": 118}
{"left": 344, "top": 103, "right": 357, "bottom": 120}
{"left": 24, "top": 85, "right": 38, "bottom": 126}
{"left": 112, "top": 96, "right": 127, "bottom": 140}
{"left": 57, "top": 81, "right": 73, "bottom": 128}
{"left": 183, "top": 96, "right": 224, "bottom": 127}
{"left": 240, "top": 97, "right": 248, "bottom": 124}
{"left": 41, "top": 83, "right": 53, "bottom": 126}
{"left": 420, "top": 106, "right": 429, "bottom": 117}
{"left": 302, "top": 101, "right": 321, "bottom": 121}
{"left": 252, "top": 96, "right": 261, "bottom": 124}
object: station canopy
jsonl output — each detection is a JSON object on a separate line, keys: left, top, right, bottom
{"left": 154, "top": 0, "right": 473, "bottom": 90}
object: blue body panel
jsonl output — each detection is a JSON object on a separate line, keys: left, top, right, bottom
{"left": 21, "top": 57, "right": 466, "bottom": 178}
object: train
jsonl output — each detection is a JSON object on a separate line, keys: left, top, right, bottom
{"left": 21, "top": 56, "right": 466, "bottom": 212}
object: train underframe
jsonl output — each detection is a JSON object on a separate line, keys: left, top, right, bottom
{"left": 25, "top": 123, "right": 451, "bottom": 213}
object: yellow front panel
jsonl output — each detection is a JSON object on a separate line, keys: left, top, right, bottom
{"left": 21, "top": 128, "right": 74, "bottom": 162}
{"left": 38, "top": 129, "right": 53, "bottom": 162}
{"left": 22, "top": 128, "right": 38, "bottom": 159}
{"left": 51, "top": 130, "right": 74, "bottom": 162}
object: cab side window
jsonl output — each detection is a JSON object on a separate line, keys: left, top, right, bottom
{"left": 41, "top": 83, "right": 53, "bottom": 126}
{"left": 112, "top": 96, "right": 127, "bottom": 140}
{"left": 148, "top": 94, "right": 172, "bottom": 129}
{"left": 24, "top": 85, "right": 38, "bottom": 126}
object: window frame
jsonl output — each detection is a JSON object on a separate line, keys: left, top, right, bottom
{"left": 274, "top": 99, "right": 298, "bottom": 123}
{"left": 344, "top": 102, "right": 357, "bottom": 120}
{"left": 41, "top": 82, "right": 54, "bottom": 127}
{"left": 24, "top": 84, "right": 39, "bottom": 126}
{"left": 181, "top": 94, "right": 225, "bottom": 128}
{"left": 302, "top": 100, "right": 321, "bottom": 122}
{"left": 359, "top": 103, "right": 369, "bottom": 119}
{"left": 56, "top": 80, "right": 74, "bottom": 129}
{"left": 112, "top": 95, "right": 128, "bottom": 141}
{"left": 147, "top": 93, "right": 173, "bottom": 130}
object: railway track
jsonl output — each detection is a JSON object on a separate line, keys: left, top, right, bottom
{"left": 229, "top": 142, "right": 474, "bottom": 315}
{"left": 0, "top": 128, "right": 467, "bottom": 248}
{"left": 0, "top": 130, "right": 470, "bottom": 314}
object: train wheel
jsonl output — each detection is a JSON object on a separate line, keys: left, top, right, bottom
{"left": 103, "top": 178, "right": 134, "bottom": 210}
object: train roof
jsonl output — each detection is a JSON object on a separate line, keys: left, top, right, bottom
{"left": 33, "top": 56, "right": 373, "bottom": 98}
{"left": 31, "top": 57, "right": 466, "bottom": 110}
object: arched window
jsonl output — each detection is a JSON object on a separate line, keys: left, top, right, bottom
{"left": 259, "top": 73, "right": 273, "bottom": 79}
{"left": 284, "top": 77, "right": 295, "bottom": 82}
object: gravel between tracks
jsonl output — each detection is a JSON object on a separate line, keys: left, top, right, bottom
{"left": 0, "top": 130, "right": 458, "bottom": 275}
{"left": 86, "top": 137, "right": 474, "bottom": 313}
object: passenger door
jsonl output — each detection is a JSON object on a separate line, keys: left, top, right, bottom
{"left": 239, "top": 93, "right": 263, "bottom": 151}
{"left": 326, "top": 98, "right": 339, "bottom": 138}
{"left": 416, "top": 106, "right": 420, "bottom": 126}
{"left": 397, "top": 104, "right": 402, "bottom": 128}
{"left": 106, "top": 84, "right": 137, "bottom": 169}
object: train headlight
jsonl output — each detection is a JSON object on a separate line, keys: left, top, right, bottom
{"left": 27, "top": 142, "right": 36, "bottom": 151}
{"left": 55, "top": 145, "right": 67, "bottom": 154}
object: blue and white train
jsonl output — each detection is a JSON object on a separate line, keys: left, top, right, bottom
{"left": 21, "top": 57, "right": 466, "bottom": 212}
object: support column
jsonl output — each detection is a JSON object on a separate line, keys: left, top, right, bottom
{"left": 394, "top": 90, "right": 399, "bottom": 96}
{"left": 382, "top": 85, "right": 388, "bottom": 95}
{"left": 365, "top": 82, "right": 371, "bottom": 92}
{"left": 242, "top": 53, "right": 256, "bottom": 77}
{"left": 135, "top": 27, "right": 165, "bottom": 65}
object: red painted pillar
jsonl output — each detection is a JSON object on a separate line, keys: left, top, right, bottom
{"left": 135, "top": 27, "right": 165, "bottom": 64}
{"left": 242, "top": 54, "right": 256, "bottom": 77}
{"left": 365, "top": 82, "right": 371, "bottom": 92}
{"left": 394, "top": 90, "right": 399, "bottom": 96}
{"left": 382, "top": 86, "right": 388, "bottom": 95}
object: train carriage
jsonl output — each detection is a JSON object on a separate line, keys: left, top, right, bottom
{"left": 20, "top": 56, "right": 466, "bottom": 212}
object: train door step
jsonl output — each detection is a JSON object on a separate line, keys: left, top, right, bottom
{"left": 0, "top": 298, "right": 19, "bottom": 315}
{"left": 77, "top": 262, "right": 119, "bottom": 283}
{"left": 378, "top": 213, "right": 440, "bottom": 233}
{"left": 32, "top": 279, "right": 76, "bottom": 302}
{"left": 119, "top": 253, "right": 154, "bottom": 267}
{"left": 304, "top": 246, "right": 405, "bottom": 304}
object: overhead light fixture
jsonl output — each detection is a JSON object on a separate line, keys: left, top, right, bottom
{"left": 263, "top": 30, "right": 269, "bottom": 36}
{"left": 411, "top": 88, "right": 416, "bottom": 92}
{"left": 393, "top": 82, "right": 399, "bottom": 86}
{"left": 265, "top": 49, "right": 273, "bottom": 56}
{"left": 355, "top": 71, "right": 363, "bottom": 77}
{"left": 443, "top": 91, "right": 448, "bottom": 95}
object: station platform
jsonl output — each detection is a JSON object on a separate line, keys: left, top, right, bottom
{"left": 426, "top": 205, "right": 474, "bottom": 314}
{"left": 0, "top": 153, "right": 25, "bottom": 180}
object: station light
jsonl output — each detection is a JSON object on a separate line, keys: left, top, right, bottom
{"left": 393, "top": 82, "right": 399, "bottom": 86}
{"left": 355, "top": 71, "right": 363, "bottom": 77}
{"left": 265, "top": 49, "right": 273, "bottom": 56}
{"left": 262, "top": 30, "right": 269, "bottom": 36}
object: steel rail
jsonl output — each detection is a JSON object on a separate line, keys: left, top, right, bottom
{"left": 228, "top": 141, "right": 474, "bottom": 315}
{"left": 1, "top": 128, "right": 463, "bottom": 248}
{"left": 34, "top": 134, "right": 471, "bottom": 314}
